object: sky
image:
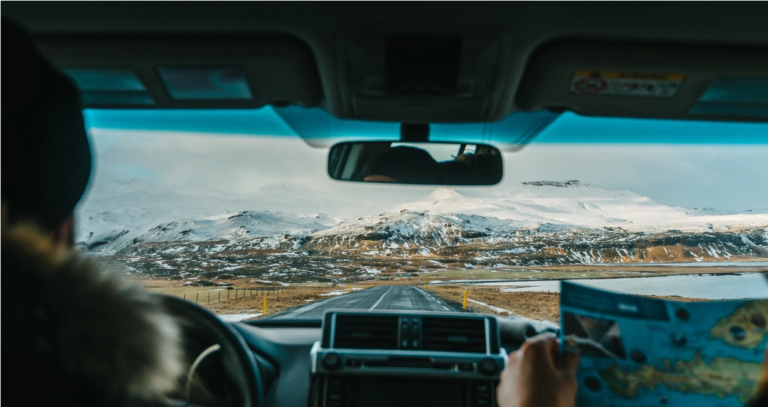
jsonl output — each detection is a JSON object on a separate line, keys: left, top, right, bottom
{"left": 85, "top": 109, "right": 768, "bottom": 213}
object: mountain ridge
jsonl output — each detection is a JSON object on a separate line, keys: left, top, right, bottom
{"left": 77, "top": 180, "right": 768, "bottom": 266}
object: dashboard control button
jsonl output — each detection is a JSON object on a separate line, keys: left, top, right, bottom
{"left": 401, "top": 340, "right": 409, "bottom": 348}
{"left": 458, "top": 362, "right": 474, "bottom": 371}
{"left": 329, "top": 394, "right": 341, "bottom": 402}
{"left": 476, "top": 384, "right": 489, "bottom": 393}
{"left": 479, "top": 358, "right": 498, "bottom": 375}
{"left": 322, "top": 352, "right": 341, "bottom": 370}
{"left": 412, "top": 340, "right": 419, "bottom": 348}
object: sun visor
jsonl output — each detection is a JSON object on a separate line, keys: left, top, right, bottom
{"left": 34, "top": 36, "right": 323, "bottom": 109}
{"left": 515, "top": 42, "right": 768, "bottom": 122}
{"left": 273, "top": 106, "right": 559, "bottom": 151}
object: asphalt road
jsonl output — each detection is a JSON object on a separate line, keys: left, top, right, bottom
{"left": 270, "top": 285, "right": 459, "bottom": 319}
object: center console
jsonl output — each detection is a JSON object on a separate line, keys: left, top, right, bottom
{"left": 310, "top": 311, "right": 507, "bottom": 407}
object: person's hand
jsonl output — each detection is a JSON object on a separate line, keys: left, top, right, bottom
{"left": 497, "top": 333, "right": 580, "bottom": 407}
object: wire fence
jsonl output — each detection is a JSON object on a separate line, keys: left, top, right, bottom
{"left": 144, "top": 281, "right": 560, "bottom": 307}
{"left": 142, "top": 284, "right": 333, "bottom": 305}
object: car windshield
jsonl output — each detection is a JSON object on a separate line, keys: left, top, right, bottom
{"left": 77, "top": 108, "right": 768, "bottom": 323}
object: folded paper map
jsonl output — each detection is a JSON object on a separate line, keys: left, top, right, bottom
{"left": 560, "top": 281, "right": 768, "bottom": 406}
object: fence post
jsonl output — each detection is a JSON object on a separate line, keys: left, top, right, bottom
{"left": 184, "top": 294, "right": 186, "bottom": 301}
{"left": 228, "top": 290, "right": 230, "bottom": 300}
{"left": 463, "top": 289, "right": 468, "bottom": 310}
{"left": 196, "top": 293, "right": 199, "bottom": 304}
{"left": 208, "top": 292, "right": 210, "bottom": 304}
{"left": 218, "top": 291, "right": 221, "bottom": 302}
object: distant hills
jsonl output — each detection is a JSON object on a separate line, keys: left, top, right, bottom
{"left": 77, "top": 179, "right": 768, "bottom": 266}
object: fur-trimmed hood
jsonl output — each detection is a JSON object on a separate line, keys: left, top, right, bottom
{"left": 2, "top": 221, "right": 184, "bottom": 406}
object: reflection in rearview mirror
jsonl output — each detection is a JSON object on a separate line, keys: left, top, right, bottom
{"left": 328, "top": 142, "right": 503, "bottom": 185}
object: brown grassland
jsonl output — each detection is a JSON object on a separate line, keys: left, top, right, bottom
{"left": 425, "top": 285, "right": 708, "bottom": 324}
{"left": 129, "top": 262, "right": 752, "bottom": 322}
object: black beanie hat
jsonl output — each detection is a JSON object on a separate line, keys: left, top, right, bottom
{"left": 2, "top": 18, "right": 92, "bottom": 232}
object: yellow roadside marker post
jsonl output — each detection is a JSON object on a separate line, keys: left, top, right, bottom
{"left": 425, "top": 282, "right": 429, "bottom": 289}
{"left": 463, "top": 288, "right": 468, "bottom": 310}
{"left": 263, "top": 295, "right": 267, "bottom": 315}
{"left": 349, "top": 284, "right": 353, "bottom": 292}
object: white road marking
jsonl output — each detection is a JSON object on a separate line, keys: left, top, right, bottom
{"left": 369, "top": 287, "right": 393, "bottom": 311}
{"left": 412, "top": 286, "right": 452, "bottom": 311}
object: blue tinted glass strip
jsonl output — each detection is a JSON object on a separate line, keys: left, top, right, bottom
{"left": 84, "top": 107, "right": 295, "bottom": 136}
{"left": 83, "top": 108, "right": 768, "bottom": 145}
{"left": 535, "top": 112, "right": 768, "bottom": 144}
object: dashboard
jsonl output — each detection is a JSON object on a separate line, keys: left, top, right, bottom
{"left": 232, "top": 311, "right": 552, "bottom": 407}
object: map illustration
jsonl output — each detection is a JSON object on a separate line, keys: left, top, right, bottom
{"left": 711, "top": 301, "right": 768, "bottom": 349}
{"left": 560, "top": 281, "right": 768, "bottom": 407}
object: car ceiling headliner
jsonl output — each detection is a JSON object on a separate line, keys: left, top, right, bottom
{"left": 5, "top": 2, "right": 768, "bottom": 42}
{"left": 4, "top": 2, "right": 768, "bottom": 124}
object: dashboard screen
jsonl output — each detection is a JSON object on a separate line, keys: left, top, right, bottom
{"left": 352, "top": 377, "right": 463, "bottom": 407}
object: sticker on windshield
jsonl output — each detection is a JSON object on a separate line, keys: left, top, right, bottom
{"left": 570, "top": 70, "right": 684, "bottom": 98}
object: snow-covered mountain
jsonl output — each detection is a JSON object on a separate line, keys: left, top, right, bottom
{"left": 76, "top": 179, "right": 342, "bottom": 250}
{"left": 76, "top": 179, "right": 768, "bottom": 265}
{"left": 304, "top": 209, "right": 767, "bottom": 265}
{"left": 394, "top": 182, "right": 766, "bottom": 232}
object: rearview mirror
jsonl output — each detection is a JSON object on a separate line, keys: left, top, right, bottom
{"left": 328, "top": 142, "right": 503, "bottom": 185}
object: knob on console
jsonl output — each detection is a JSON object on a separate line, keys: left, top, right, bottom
{"left": 322, "top": 352, "right": 342, "bottom": 370}
{"left": 478, "top": 358, "right": 498, "bottom": 376}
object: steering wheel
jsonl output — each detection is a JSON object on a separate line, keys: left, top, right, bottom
{"left": 159, "top": 295, "right": 264, "bottom": 407}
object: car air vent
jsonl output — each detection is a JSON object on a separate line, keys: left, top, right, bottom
{"left": 422, "top": 317, "right": 487, "bottom": 353}
{"left": 334, "top": 315, "right": 398, "bottom": 349}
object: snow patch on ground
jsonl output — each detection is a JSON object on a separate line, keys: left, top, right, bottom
{"left": 469, "top": 300, "right": 560, "bottom": 330}
{"left": 468, "top": 299, "right": 516, "bottom": 315}
{"left": 218, "top": 313, "right": 263, "bottom": 322}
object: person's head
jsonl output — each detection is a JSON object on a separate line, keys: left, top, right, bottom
{"left": 360, "top": 146, "right": 439, "bottom": 184}
{"left": 1, "top": 18, "right": 92, "bottom": 248}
